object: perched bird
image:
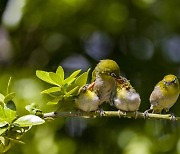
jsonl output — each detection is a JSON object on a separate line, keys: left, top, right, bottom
{"left": 92, "top": 59, "right": 120, "bottom": 105}
{"left": 144, "top": 74, "right": 180, "bottom": 116}
{"left": 75, "top": 83, "right": 100, "bottom": 112}
{"left": 113, "top": 76, "right": 141, "bottom": 112}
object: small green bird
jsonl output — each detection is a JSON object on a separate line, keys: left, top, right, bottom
{"left": 92, "top": 59, "right": 120, "bottom": 105}
{"left": 113, "top": 76, "right": 141, "bottom": 112}
{"left": 145, "top": 74, "right": 180, "bottom": 116}
{"left": 75, "top": 82, "right": 100, "bottom": 112}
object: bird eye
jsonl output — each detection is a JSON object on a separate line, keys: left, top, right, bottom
{"left": 172, "top": 78, "right": 176, "bottom": 84}
{"left": 110, "top": 73, "right": 116, "bottom": 78}
{"left": 163, "top": 80, "right": 167, "bottom": 85}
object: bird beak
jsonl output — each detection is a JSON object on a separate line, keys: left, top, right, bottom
{"left": 115, "top": 77, "right": 125, "bottom": 84}
{"left": 87, "top": 82, "right": 95, "bottom": 91}
{"left": 164, "top": 81, "right": 171, "bottom": 86}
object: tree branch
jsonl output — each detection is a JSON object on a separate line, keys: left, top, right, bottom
{"left": 43, "top": 111, "right": 180, "bottom": 121}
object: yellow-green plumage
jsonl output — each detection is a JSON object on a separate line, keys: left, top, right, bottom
{"left": 149, "top": 74, "right": 180, "bottom": 113}
{"left": 92, "top": 59, "right": 120, "bottom": 104}
{"left": 91, "top": 59, "right": 120, "bottom": 82}
{"left": 75, "top": 84, "right": 100, "bottom": 112}
{"left": 114, "top": 77, "right": 141, "bottom": 112}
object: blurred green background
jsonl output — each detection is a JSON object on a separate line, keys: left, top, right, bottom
{"left": 0, "top": 0, "right": 180, "bottom": 153}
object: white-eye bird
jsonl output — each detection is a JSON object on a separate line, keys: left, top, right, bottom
{"left": 145, "top": 74, "right": 180, "bottom": 115}
{"left": 113, "top": 76, "right": 141, "bottom": 112}
{"left": 75, "top": 83, "right": 100, "bottom": 112}
{"left": 91, "top": 59, "right": 120, "bottom": 105}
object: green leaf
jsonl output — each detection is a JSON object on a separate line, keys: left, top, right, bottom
{"left": 56, "top": 66, "right": 64, "bottom": 81}
{"left": 66, "top": 86, "right": 79, "bottom": 97}
{"left": 0, "top": 106, "right": 16, "bottom": 124}
{"left": 25, "top": 103, "right": 42, "bottom": 116}
{"left": 49, "top": 72, "right": 63, "bottom": 85}
{"left": 0, "top": 93, "right": 5, "bottom": 104}
{"left": 0, "top": 127, "right": 8, "bottom": 136}
{"left": 25, "top": 103, "right": 36, "bottom": 113}
{"left": 13, "top": 115, "right": 45, "bottom": 127}
{"left": 64, "top": 70, "right": 81, "bottom": 84}
{"left": 46, "top": 97, "right": 62, "bottom": 105}
{"left": 0, "top": 121, "right": 8, "bottom": 127}
{"left": 41, "top": 87, "right": 61, "bottom": 94}
{"left": 0, "top": 106, "right": 6, "bottom": 119}
{"left": 4, "top": 93, "right": 15, "bottom": 104}
{"left": 3, "top": 108, "right": 16, "bottom": 123}
{"left": 36, "top": 70, "right": 58, "bottom": 85}
{"left": 75, "top": 70, "right": 89, "bottom": 87}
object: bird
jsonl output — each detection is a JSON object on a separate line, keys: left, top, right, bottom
{"left": 144, "top": 74, "right": 180, "bottom": 118}
{"left": 75, "top": 82, "right": 100, "bottom": 112}
{"left": 113, "top": 76, "right": 141, "bottom": 113}
{"left": 91, "top": 59, "right": 120, "bottom": 105}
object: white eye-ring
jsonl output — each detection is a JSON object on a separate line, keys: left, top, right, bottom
{"left": 172, "top": 79, "right": 176, "bottom": 83}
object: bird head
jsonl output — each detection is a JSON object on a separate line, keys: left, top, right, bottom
{"left": 92, "top": 59, "right": 120, "bottom": 81}
{"left": 163, "top": 74, "right": 179, "bottom": 87}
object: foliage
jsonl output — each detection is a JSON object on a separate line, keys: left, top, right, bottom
{"left": 0, "top": 0, "right": 180, "bottom": 153}
{"left": 0, "top": 67, "right": 90, "bottom": 153}
{"left": 36, "top": 66, "right": 90, "bottom": 106}
{"left": 0, "top": 79, "right": 44, "bottom": 153}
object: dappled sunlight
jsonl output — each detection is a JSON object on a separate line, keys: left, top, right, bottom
{"left": 0, "top": 0, "right": 180, "bottom": 153}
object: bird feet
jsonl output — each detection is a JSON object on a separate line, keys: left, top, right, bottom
{"left": 143, "top": 109, "right": 152, "bottom": 119}
{"left": 118, "top": 110, "right": 126, "bottom": 118}
{"left": 170, "top": 113, "right": 176, "bottom": 122}
{"left": 96, "top": 107, "right": 105, "bottom": 116}
{"left": 134, "top": 111, "right": 138, "bottom": 119}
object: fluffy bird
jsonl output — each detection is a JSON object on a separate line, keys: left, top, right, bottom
{"left": 113, "top": 76, "right": 141, "bottom": 112}
{"left": 92, "top": 59, "right": 120, "bottom": 105}
{"left": 145, "top": 74, "right": 180, "bottom": 116}
{"left": 75, "top": 83, "right": 100, "bottom": 112}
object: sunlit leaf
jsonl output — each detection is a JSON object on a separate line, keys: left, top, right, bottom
{"left": 14, "top": 115, "right": 45, "bottom": 127}
{"left": 3, "top": 108, "right": 16, "bottom": 123}
{"left": 64, "top": 69, "right": 81, "bottom": 84}
{"left": 36, "top": 70, "right": 58, "bottom": 85}
{"left": 0, "top": 93, "right": 5, "bottom": 104}
{"left": 41, "top": 87, "right": 61, "bottom": 94}
{"left": 0, "top": 106, "right": 5, "bottom": 119}
{"left": 56, "top": 66, "right": 64, "bottom": 81}
{"left": 75, "top": 69, "right": 90, "bottom": 87}
{"left": 49, "top": 72, "right": 63, "bottom": 85}
{"left": 4, "top": 93, "right": 15, "bottom": 104}
{"left": 0, "top": 121, "right": 8, "bottom": 127}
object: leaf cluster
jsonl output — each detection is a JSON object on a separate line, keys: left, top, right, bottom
{"left": 0, "top": 79, "right": 45, "bottom": 153}
{"left": 36, "top": 66, "right": 90, "bottom": 106}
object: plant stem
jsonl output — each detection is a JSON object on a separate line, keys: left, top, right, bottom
{"left": 43, "top": 111, "right": 180, "bottom": 121}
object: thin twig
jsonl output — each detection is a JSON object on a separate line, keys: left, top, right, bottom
{"left": 43, "top": 111, "right": 180, "bottom": 121}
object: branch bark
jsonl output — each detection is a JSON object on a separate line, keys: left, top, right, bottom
{"left": 43, "top": 111, "right": 180, "bottom": 121}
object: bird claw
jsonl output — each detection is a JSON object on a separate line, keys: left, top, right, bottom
{"left": 76, "top": 110, "right": 83, "bottom": 116}
{"left": 134, "top": 111, "right": 138, "bottom": 119}
{"left": 118, "top": 110, "right": 126, "bottom": 118}
{"left": 170, "top": 113, "right": 176, "bottom": 122}
{"left": 143, "top": 110, "right": 150, "bottom": 119}
{"left": 97, "top": 107, "right": 105, "bottom": 117}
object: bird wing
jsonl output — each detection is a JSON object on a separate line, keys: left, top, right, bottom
{"left": 149, "top": 86, "right": 163, "bottom": 106}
